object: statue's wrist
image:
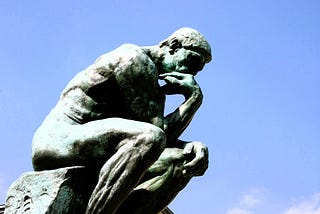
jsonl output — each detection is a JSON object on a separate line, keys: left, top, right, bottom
{"left": 184, "top": 86, "right": 203, "bottom": 101}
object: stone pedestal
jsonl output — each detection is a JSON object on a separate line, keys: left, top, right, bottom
{"left": 4, "top": 166, "right": 96, "bottom": 214}
{"left": 4, "top": 166, "right": 174, "bottom": 214}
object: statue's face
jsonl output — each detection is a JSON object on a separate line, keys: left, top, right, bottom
{"left": 161, "top": 47, "right": 205, "bottom": 76}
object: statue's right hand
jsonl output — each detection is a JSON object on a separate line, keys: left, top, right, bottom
{"left": 159, "top": 72, "right": 202, "bottom": 98}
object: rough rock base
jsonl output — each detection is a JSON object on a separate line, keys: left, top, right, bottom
{"left": 4, "top": 166, "right": 96, "bottom": 214}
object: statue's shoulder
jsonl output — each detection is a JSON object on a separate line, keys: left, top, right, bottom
{"left": 104, "top": 43, "right": 157, "bottom": 83}
{"left": 94, "top": 43, "right": 151, "bottom": 69}
{"left": 96, "top": 43, "right": 155, "bottom": 76}
{"left": 116, "top": 43, "right": 149, "bottom": 62}
{"left": 117, "top": 43, "right": 144, "bottom": 53}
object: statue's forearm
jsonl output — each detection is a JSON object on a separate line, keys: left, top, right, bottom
{"left": 164, "top": 89, "right": 203, "bottom": 146}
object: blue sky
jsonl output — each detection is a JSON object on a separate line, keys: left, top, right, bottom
{"left": 0, "top": 0, "right": 319, "bottom": 213}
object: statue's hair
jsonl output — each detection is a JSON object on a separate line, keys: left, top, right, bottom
{"left": 160, "top": 27, "right": 212, "bottom": 63}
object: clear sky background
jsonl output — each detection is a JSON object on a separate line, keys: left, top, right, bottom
{"left": 0, "top": 1, "right": 319, "bottom": 213}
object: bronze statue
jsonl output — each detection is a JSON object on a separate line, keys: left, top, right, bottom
{"left": 32, "top": 27, "right": 212, "bottom": 214}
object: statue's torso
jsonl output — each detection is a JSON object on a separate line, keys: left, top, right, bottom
{"left": 51, "top": 44, "right": 163, "bottom": 125}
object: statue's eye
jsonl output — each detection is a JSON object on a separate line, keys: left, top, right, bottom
{"left": 187, "top": 53, "right": 204, "bottom": 71}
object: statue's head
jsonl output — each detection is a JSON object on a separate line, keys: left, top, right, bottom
{"left": 160, "top": 27, "right": 212, "bottom": 63}
{"left": 159, "top": 27, "right": 212, "bottom": 75}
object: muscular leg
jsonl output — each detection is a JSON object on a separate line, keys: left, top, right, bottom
{"left": 115, "top": 147, "right": 192, "bottom": 214}
{"left": 32, "top": 118, "right": 166, "bottom": 214}
{"left": 83, "top": 119, "right": 166, "bottom": 214}
{"left": 33, "top": 118, "right": 166, "bottom": 170}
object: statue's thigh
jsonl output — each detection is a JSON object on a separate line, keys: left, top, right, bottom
{"left": 33, "top": 118, "right": 159, "bottom": 170}
{"left": 69, "top": 118, "right": 162, "bottom": 164}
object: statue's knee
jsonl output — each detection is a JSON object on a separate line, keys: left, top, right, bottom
{"left": 140, "top": 125, "right": 166, "bottom": 158}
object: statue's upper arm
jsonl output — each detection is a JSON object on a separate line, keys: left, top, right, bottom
{"left": 113, "top": 46, "right": 164, "bottom": 126}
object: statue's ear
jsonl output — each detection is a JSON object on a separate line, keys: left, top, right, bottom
{"left": 169, "top": 38, "right": 182, "bottom": 54}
